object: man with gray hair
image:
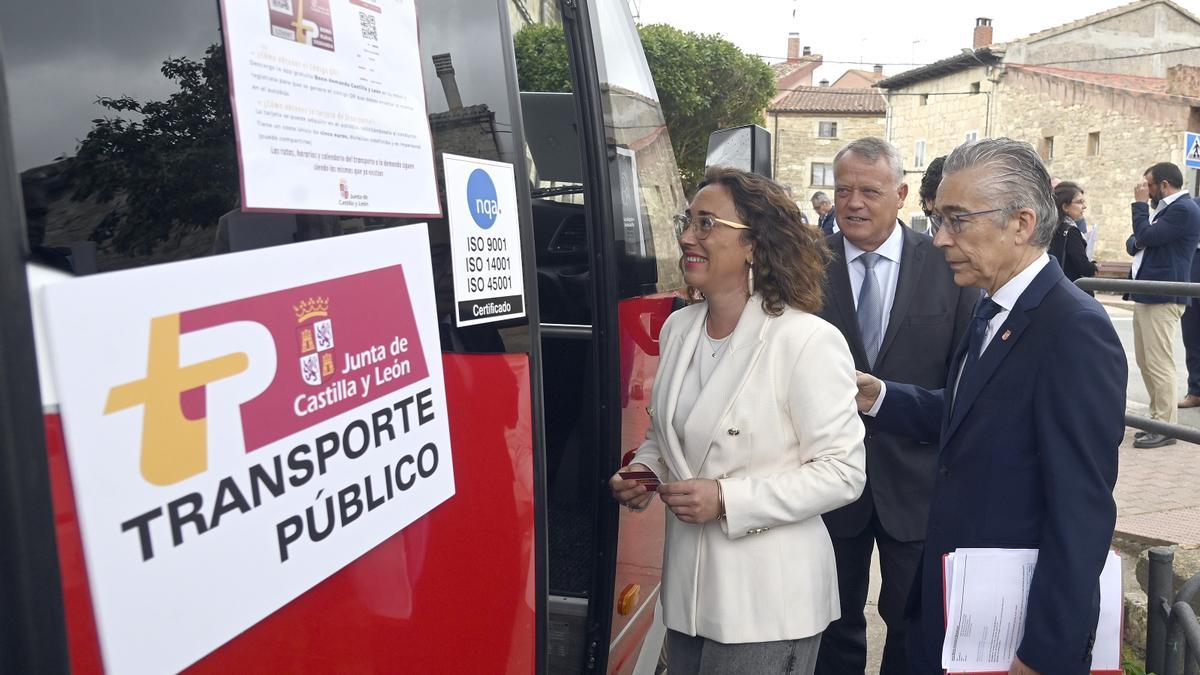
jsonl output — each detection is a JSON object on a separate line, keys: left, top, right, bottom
{"left": 816, "top": 137, "right": 975, "bottom": 675}
{"left": 853, "top": 138, "right": 1126, "bottom": 674}
{"left": 811, "top": 190, "right": 836, "bottom": 235}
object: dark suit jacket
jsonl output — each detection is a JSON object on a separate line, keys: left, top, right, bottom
{"left": 819, "top": 210, "right": 836, "bottom": 236}
{"left": 872, "top": 259, "right": 1126, "bottom": 675}
{"left": 819, "top": 225, "right": 975, "bottom": 541}
{"left": 1192, "top": 196, "right": 1200, "bottom": 307}
{"left": 1048, "top": 219, "right": 1096, "bottom": 283}
{"left": 1125, "top": 194, "right": 1200, "bottom": 304}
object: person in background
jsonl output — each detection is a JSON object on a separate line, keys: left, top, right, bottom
{"left": 1178, "top": 192, "right": 1200, "bottom": 409}
{"left": 610, "top": 166, "right": 865, "bottom": 675}
{"left": 918, "top": 156, "right": 947, "bottom": 224}
{"left": 1049, "top": 182, "right": 1097, "bottom": 284}
{"left": 813, "top": 191, "right": 837, "bottom": 235}
{"left": 816, "top": 140, "right": 973, "bottom": 675}
{"left": 1126, "top": 162, "right": 1200, "bottom": 447}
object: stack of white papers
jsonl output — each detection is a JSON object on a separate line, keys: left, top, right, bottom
{"left": 941, "top": 548, "right": 1122, "bottom": 674}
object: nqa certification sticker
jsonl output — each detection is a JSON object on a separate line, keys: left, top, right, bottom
{"left": 443, "top": 154, "right": 527, "bottom": 327}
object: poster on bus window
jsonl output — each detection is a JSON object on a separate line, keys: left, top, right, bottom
{"left": 220, "top": 0, "right": 440, "bottom": 216}
{"left": 443, "top": 154, "right": 527, "bottom": 326}
{"left": 40, "top": 225, "right": 454, "bottom": 675}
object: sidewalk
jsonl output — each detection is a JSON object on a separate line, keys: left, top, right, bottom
{"left": 1115, "top": 427, "right": 1200, "bottom": 547}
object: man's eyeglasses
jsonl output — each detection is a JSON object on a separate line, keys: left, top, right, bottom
{"left": 928, "top": 208, "right": 1006, "bottom": 236}
{"left": 672, "top": 213, "right": 751, "bottom": 240}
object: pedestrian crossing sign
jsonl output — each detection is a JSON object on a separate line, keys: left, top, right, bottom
{"left": 1187, "top": 132, "right": 1200, "bottom": 169}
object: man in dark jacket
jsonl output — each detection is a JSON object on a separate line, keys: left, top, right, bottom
{"left": 1176, "top": 194, "right": 1200, "bottom": 410}
{"left": 812, "top": 191, "right": 837, "bottom": 235}
{"left": 816, "top": 139, "right": 974, "bottom": 675}
{"left": 1126, "top": 162, "right": 1200, "bottom": 447}
{"left": 858, "top": 138, "right": 1126, "bottom": 675}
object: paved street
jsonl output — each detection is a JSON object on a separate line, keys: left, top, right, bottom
{"left": 861, "top": 296, "right": 1200, "bottom": 672}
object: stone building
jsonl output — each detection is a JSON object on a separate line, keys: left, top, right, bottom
{"left": 767, "top": 86, "right": 887, "bottom": 223}
{"left": 878, "top": 0, "right": 1200, "bottom": 260}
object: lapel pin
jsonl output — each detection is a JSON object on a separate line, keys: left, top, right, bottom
{"left": 1001, "top": 329, "right": 1012, "bottom": 341}
{"left": 727, "top": 427, "right": 740, "bottom": 436}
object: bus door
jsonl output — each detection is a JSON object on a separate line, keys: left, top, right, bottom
{"left": 517, "top": 0, "right": 684, "bottom": 671}
{"left": 0, "top": 0, "right": 549, "bottom": 672}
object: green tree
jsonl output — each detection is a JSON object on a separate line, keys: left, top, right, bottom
{"left": 512, "top": 23, "right": 776, "bottom": 188}
{"left": 639, "top": 24, "right": 775, "bottom": 188}
{"left": 513, "top": 23, "right": 572, "bottom": 93}
{"left": 68, "top": 43, "right": 238, "bottom": 253}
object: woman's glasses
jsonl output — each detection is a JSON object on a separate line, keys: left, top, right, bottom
{"left": 672, "top": 213, "right": 750, "bottom": 240}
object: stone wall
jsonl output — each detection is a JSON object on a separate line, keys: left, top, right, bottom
{"left": 993, "top": 69, "right": 1195, "bottom": 261}
{"left": 884, "top": 66, "right": 995, "bottom": 225}
{"left": 885, "top": 63, "right": 1198, "bottom": 261}
{"left": 770, "top": 112, "right": 887, "bottom": 223}
{"left": 1003, "top": 2, "right": 1200, "bottom": 77}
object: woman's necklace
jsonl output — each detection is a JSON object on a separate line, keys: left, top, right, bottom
{"left": 704, "top": 317, "right": 732, "bottom": 358}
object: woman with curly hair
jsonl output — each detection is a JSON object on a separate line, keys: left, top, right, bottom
{"left": 609, "top": 166, "right": 866, "bottom": 674}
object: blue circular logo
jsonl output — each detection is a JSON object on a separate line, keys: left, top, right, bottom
{"left": 467, "top": 169, "right": 499, "bottom": 229}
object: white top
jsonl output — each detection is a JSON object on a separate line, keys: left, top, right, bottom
{"left": 844, "top": 222, "right": 904, "bottom": 338}
{"left": 1132, "top": 190, "right": 1188, "bottom": 278}
{"left": 866, "top": 253, "right": 1051, "bottom": 416}
{"left": 672, "top": 319, "right": 729, "bottom": 441}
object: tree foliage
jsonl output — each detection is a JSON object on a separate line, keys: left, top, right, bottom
{"left": 513, "top": 23, "right": 776, "bottom": 188}
{"left": 513, "top": 23, "right": 572, "bottom": 94}
{"left": 68, "top": 43, "right": 238, "bottom": 253}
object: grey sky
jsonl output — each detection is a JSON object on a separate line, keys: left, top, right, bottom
{"left": 631, "top": 0, "right": 1200, "bottom": 83}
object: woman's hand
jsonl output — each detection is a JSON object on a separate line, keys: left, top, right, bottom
{"left": 658, "top": 478, "right": 722, "bottom": 524}
{"left": 609, "top": 463, "right": 656, "bottom": 511}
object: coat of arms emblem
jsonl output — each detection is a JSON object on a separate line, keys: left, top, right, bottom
{"left": 295, "top": 297, "right": 335, "bottom": 386}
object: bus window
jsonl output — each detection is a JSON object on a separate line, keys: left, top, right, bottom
{"left": 4, "top": 0, "right": 536, "bottom": 355}
{"left": 588, "top": 0, "right": 684, "bottom": 299}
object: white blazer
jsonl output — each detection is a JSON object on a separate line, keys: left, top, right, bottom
{"left": 631, "top": 297, "right": 866, "bottom": 644}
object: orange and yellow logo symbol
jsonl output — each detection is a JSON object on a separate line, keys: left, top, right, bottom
{"left": 104, "top": 314, "right": 249, "bottom": 486}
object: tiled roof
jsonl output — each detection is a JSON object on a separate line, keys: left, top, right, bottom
{"left": 832, "top": 69, "right": 885, "bottom": 88}
{"left": 768, "top": 86, "right": 886, "bottom": 114}
{"left": 772, "top": 57, "right": 822, "bottom": 78}
{"left": 876, "top": 48, "right": 1005, "bottom": 90}
{"left": 1007, "top": 64, "right": 1200, "bottom": 103}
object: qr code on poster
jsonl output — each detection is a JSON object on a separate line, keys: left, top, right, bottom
{"left": 268, "top": 0, "right": 293, "bottom": 13}
{"left": 359, "top": 12, "right": 378, "bottom": 41}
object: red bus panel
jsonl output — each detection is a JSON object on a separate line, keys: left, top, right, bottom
{"left": 46, "top": 353, "right": 536, "bottom": 673}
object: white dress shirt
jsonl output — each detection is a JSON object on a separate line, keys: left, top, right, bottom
{"left": 844, "top": 221, "right": 905, "bottom": 339}
{"left": 1132, "top": 190, "right": 1188, "bottom": 278}
{"left": 866, "top": 253, "right": 1051, "bottom": 416}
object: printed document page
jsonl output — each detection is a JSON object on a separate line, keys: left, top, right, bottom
{"left": 941, "top": 548, "right": 1121, "bottom": 673}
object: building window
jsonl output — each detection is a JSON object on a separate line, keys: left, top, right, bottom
{"left": 1087, "top": 132, "right": 1101, "bottom": 156}
{"left": 818, "top": 121, "right": 838, "bottom": 138}
{"left": 911, "top": 214, "right": 929, "bottom": 233}
{"left": 914, "top": 140, "right": 927, "bottom": 169}
{"left": 811, "top": 162, "right": 835, "bottom": 187}
{"left": 970, "top": 82, "right": 981, "bottom": 94}
{"left": 1040, "top": 136, "right": 1055, "bottom": 160}
{"left": 919, "top": 94, "right": 929, "bottom": 106}
{"left": 965, "top": 131, "right": 978, "bottom": 143}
